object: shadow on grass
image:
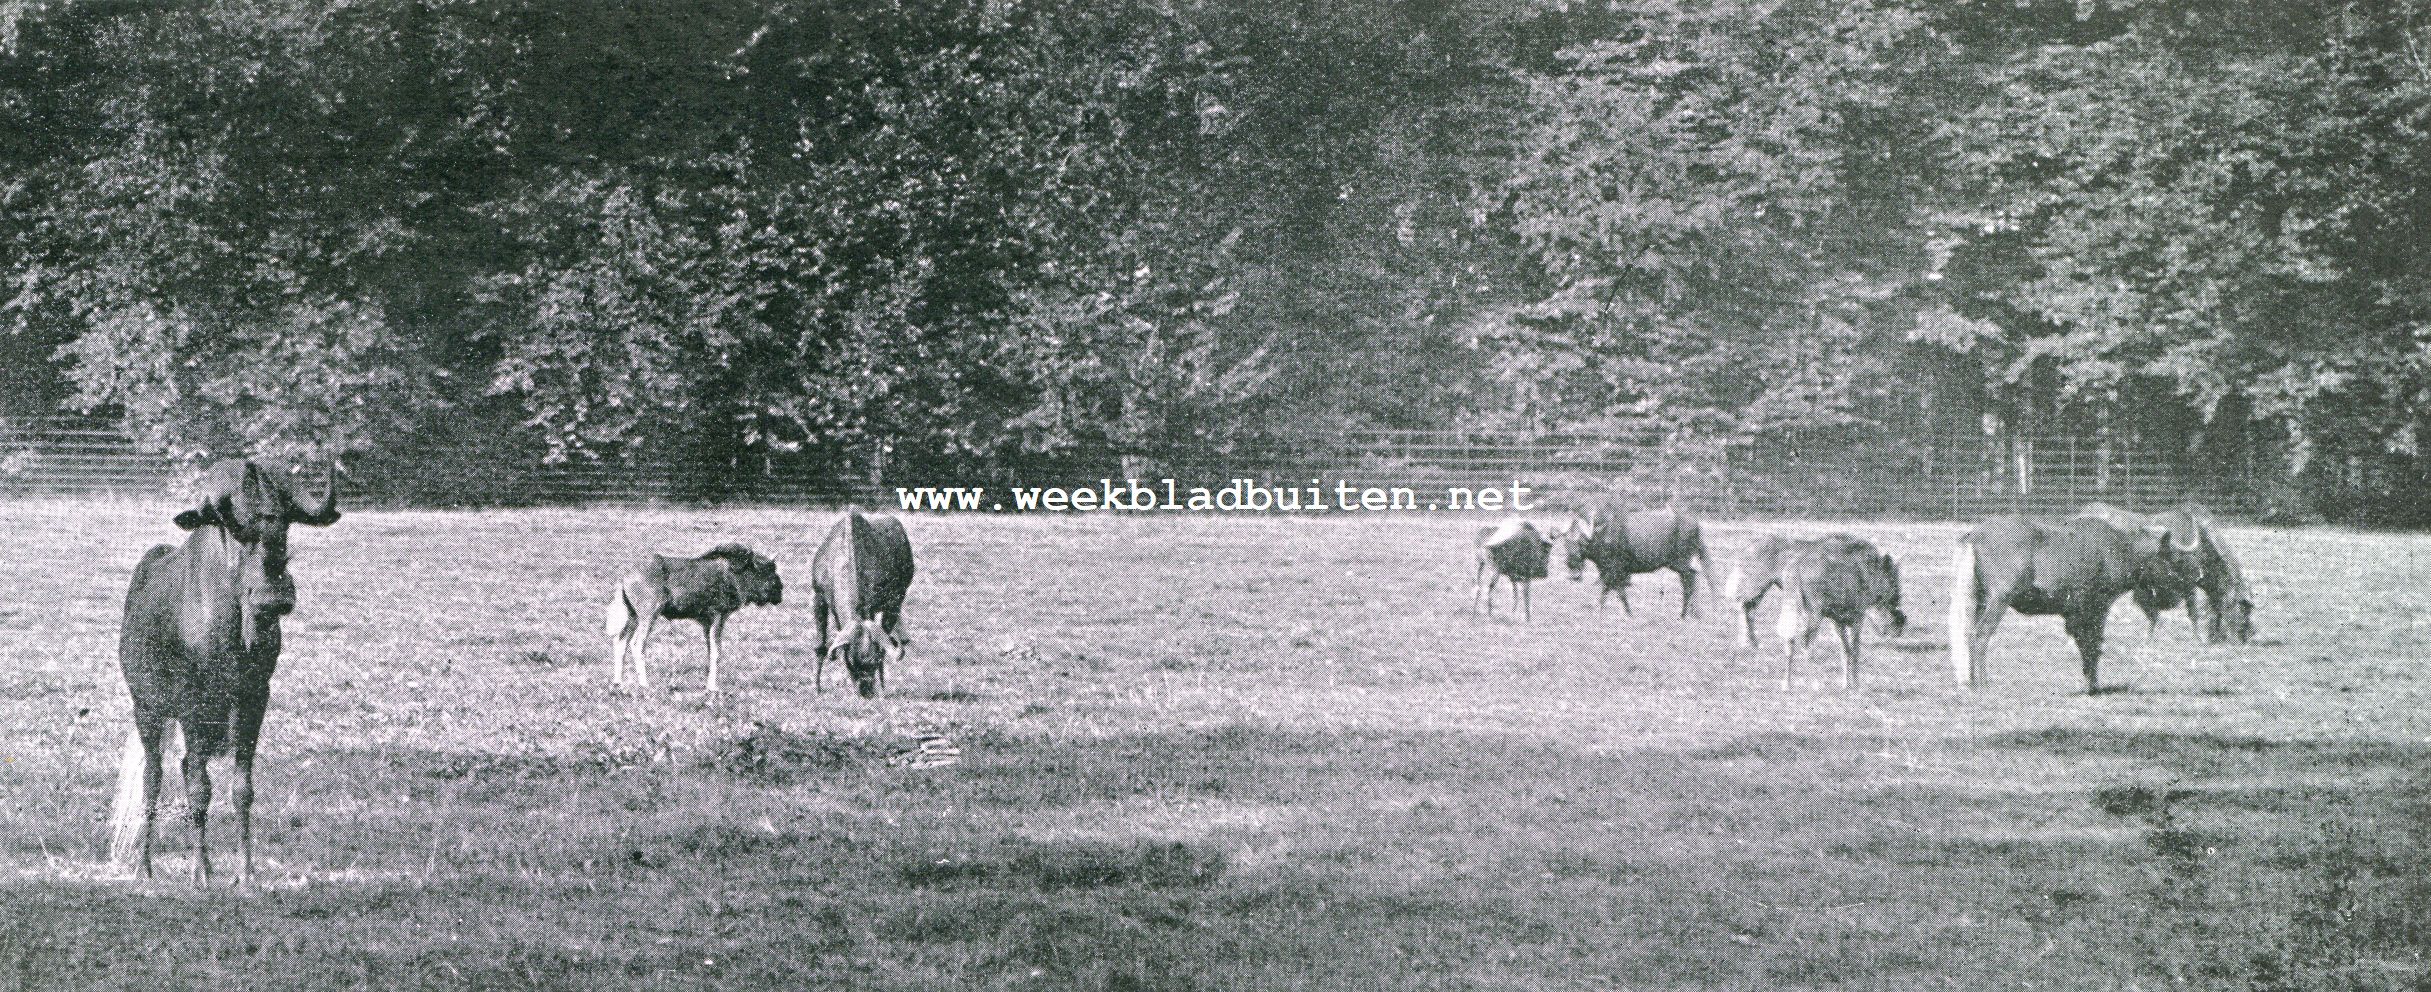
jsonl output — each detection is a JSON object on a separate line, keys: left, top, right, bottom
{"left": 0, "top": 723, "right": 1669, "bottom": 990}
{"left": 896, "top": 839, "right": 1226, "bottom": 891}
{"left": 1688, "top": 731, "right": 1840, "bottom": 762}
{"left": 1982, "top": 726, "right": 2424, "bottom": 779}
{"left": 1878, "top": 638, "right": 1948, "bottom": 653}
{"left": 9, "top": 721, "right": 2431, "bottom": 991}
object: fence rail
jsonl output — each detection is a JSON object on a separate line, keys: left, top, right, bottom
{"left": 0, "top": 416, "right": 2235, "bottom": 520}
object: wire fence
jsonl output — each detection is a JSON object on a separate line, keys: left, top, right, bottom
{"left": 0, "top": 415, "right": 2235, "bottom": 520}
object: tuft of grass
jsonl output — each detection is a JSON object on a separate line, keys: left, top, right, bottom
{"left": 510, "top": 650, "right": 565, "bottom": 668}
{"left": 2091, "top": 782, "right": 2173, "bottom": 819}
{"left": 701, "top": 721, "right": 884, "bottom": 785}
{"left": 1017, "top": 840, "right": 1227, "bottom": 891}
{"left": 895, "top": 839, "right": 1225, "bottom": 892}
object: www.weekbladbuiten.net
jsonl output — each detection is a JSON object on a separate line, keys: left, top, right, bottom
{"left": 895, "top": 479, "right": 1542, "bottom": 513}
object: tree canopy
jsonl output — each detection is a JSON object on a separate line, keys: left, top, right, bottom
{"left": 4, "top": 0, "right": 2425, "bottom": 519}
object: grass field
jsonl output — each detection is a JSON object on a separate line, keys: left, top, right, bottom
{"left": 2, "top": 501, "right": 2427, "bottom": 990}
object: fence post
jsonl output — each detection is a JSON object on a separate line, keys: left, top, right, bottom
{"left": 1949, "top": 445, "right": 1961, "bottom": 522}
{"left": 2067, "top": 435, "right": 2078, "bottom": 511}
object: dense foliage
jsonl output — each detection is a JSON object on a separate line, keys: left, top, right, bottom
{"left": 3, "top": 0, "right": 2426, "bottom": 518}
{"left": 1932, "top": 1, "right": 2431, "bottom": 518}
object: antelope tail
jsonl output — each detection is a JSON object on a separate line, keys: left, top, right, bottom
{"left": 1948, "top": 540, "right": 1978, "bottom": 687}
{"left": 1775, "top": 584, "right": 1807, "bottom": 644}
{"left": 1721, "top": 566, "right": 1753, "bottom": 646}
{"left": 106, "top": 728, "right": 146, "bottom": 865}
{"left": 106, "top": 722, "right": 180, "bottom": 866}
{"left": 604, "top": 584, "right": 636, "bottom": 639}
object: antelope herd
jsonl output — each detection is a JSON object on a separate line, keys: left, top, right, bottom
{"left": 102, "top": 458, "right": 924, "bottom": 884}
{"left": 101, "top": 458, "right": 2259, "bottom": 885}
{"left": 1488, "top": 500, "right": 2254, "bottom": 698}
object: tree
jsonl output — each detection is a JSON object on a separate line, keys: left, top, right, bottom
{"left": 1489, "top": 0, "right": 1939, "bottom": 441}
{"left": 1, "top": 0, "right": 521, "bottom": 459}
{"left": 1938, "top": 1, "right": 2431, "bottom": 515}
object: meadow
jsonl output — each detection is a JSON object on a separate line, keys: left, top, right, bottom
{"left": 1, "top": 501, "right": 2425, "bottom": 991}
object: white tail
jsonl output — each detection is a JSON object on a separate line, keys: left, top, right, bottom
{"left": 604, "top": 585, "right": 635, "bottom": 639}
{"left": 1948, "top": 540, "right": 1978, "bottom": 687}
{"left": 1721, "top": 566, "right": 1754, "bottom": 646}
{"left": 106, "top": 722, "right": 182, "bottom": 866}
{"left": 1480, "top": 517, "right": 1528, "bottom": 548}
{"left": 1775, "top": 586, "right": 1808, "bottom": 645}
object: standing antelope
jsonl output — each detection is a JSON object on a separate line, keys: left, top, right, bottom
{"left": 109, "top": 460, "right": 341, "bottom": 884}
{"left": 1555, "top": 502, "right": 1718, "bottom": 618}
{"left": 605, "top": 544, "right": 783, "bottom": 693}
{"left": 1748, "top": 535, "right": 1907, "bottom": 690}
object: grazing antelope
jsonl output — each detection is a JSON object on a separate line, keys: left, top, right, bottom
{"left": 2075, "top": 503, "right": 2257, "bottom": 643}
{"left": 1950, "top": 515, "right": 2193, "bottom": 693}
{"left": 1473, "top": 518, "right": 1554, "bottom": 620}
{"left": 812, "top": 511, "right": 916, "bottom": 698}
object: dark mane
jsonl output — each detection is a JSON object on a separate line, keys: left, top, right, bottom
{"left": 698, "top": 543, "right": 761, "bottom": 566}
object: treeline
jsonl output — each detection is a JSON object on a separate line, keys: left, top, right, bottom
{"left": 2, "top": 1, "right": 2426, "bottom": 521}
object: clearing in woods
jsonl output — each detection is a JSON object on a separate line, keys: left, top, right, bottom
{"left": 0, "top": 503, "right": 2425, "bottom": 990}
